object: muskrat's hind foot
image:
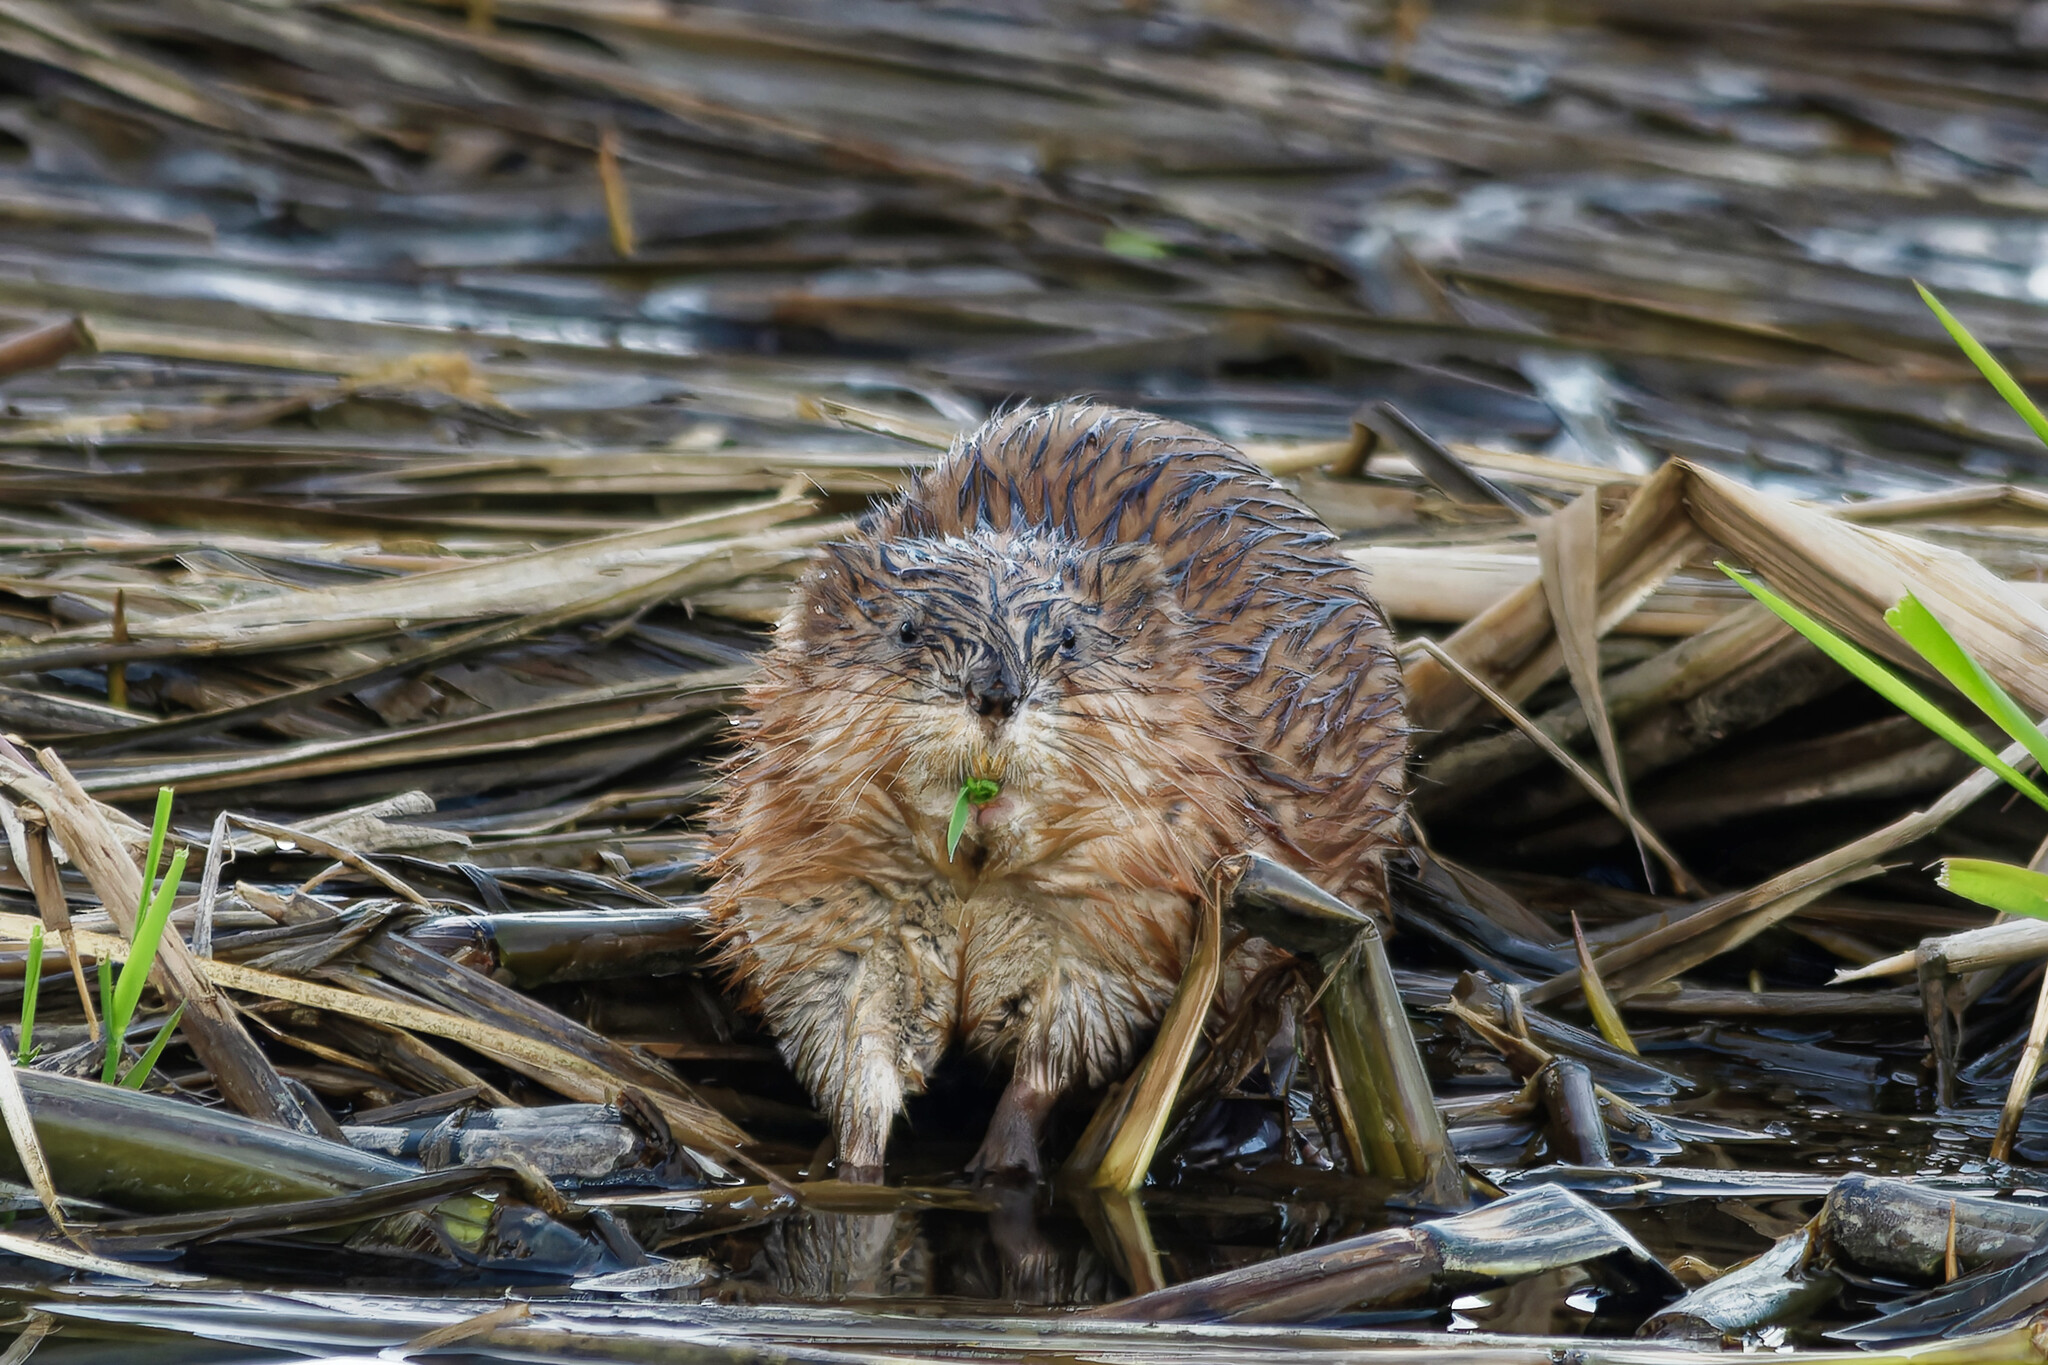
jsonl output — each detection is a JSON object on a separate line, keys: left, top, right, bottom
{"left": 968, "top": 1069, "right": 1061, "bottom": 1181}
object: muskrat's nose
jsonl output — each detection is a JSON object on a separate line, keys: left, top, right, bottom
{"left": 968, "top": 676, "right": 1017, "bottom": 720}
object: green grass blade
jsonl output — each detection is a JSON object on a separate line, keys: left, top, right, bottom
{"left": 138, "top": 786, "right": 173, "bottom": 925}
{"left": 1916, "top": 283, "right": 2048, "bottom": 449}
{"left": 1719, "top": 563, "right": 2048, "bottom": 811}
{"left": 110, "top": 846, "right": 188, "bottom": 1051}
{"left": 104, "top": 845, "right": 189, "bottom": 1081}
{"left": 118, "top": 1003, "right": 185, "bottom": 1089}
{"left": 17, "top": 925, "right": 42, "bottom": 1067}
{"left": 1937, "top": 857, "right": 2048, "bottom": 921}
{"left": 1887, "top": 593, "right": 2048, "bottom": 773}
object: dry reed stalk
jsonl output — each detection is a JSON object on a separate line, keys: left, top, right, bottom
{"left": 1538, "top": 489, "right": 1650, "bottom": 885}
{"left": 1683, "top": 463, "right": 2048, "bottom": 717}
{"left": 1406, "top": 460, "right": 1704, "bottom": 735}
{"left": 0, "top": 748, "right": 333, "bottom": 1136}
{"left": 0, "top": 909, "right": 763, "bottom": 1177}
{"left": 1087, "top": 889, "right": 1222, "bottom": 1194}
{"left": 1412, "top": 638, "right": 1699, "bottom": 894}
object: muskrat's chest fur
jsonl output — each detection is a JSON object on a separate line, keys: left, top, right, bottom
{"left": 705, "top": 403, "right": 1406, "bottom": 1180}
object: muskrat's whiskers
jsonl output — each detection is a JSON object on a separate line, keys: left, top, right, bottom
{"left": 1061, "top": 725, "right": 1244, "bottom": 833}
{"left": 723, "top": 730, "right": 818, "bottom": 777}
{"left": 1043, "top": 733, "right": 1149, "bottom": 826}
{"left": 1073, "top": 691, "right": 1280, "bottom": 765}
{"left": 832, "top": 750, "right": 899, "bottom": 819}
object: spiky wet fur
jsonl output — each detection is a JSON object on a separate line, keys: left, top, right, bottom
{"left": 706, "top": 403, "right": 1407, "bottom": 1176}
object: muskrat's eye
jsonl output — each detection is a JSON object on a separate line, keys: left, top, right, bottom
{"left": 898, "top": 620, "right": 918, "bottom": 644}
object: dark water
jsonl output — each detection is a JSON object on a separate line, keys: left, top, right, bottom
{"left": 12, "top": 1032, "right": 2048, "bottom": 1363}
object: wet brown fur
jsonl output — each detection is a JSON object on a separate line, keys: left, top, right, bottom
{"left": 705, "top": 403, "right": 1406, "bottom": 1177}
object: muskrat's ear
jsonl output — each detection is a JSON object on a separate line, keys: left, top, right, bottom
{"left": 790, "top": 539, "right": 892, "bottom": 639}
{"left": 1087, "top": 542, "right": 1171, "bottom": 613}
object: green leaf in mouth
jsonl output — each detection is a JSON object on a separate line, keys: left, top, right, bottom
{"left": 947, "top": 778, "right": 1003, "bottom": 860}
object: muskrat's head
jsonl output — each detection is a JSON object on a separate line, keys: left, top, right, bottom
{"left": 778, "top": 529, "right": 1190, "bottom": 851}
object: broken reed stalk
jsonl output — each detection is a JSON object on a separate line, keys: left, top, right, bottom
{"left": 1525, "top": 741, "right": 2017, "bottom": 1009}
{"left": 1839, "top": 919, "right": 2048, "bottom": 984}
{"left": 190, "top": 811, "right": 229, "bottom": 960}
{"left": 1537, "top": 488, "right": 1654, "bottom": 889}
{"left": 59, "top": 524, "right": 819, "bottom": 760}
{"left": 228, "top": 813, "right": 429, "bottom": 907}
{"left": 1992, "top": 966, "right": 2048, "bottom": 1162}
{"left": 404, "top": 1302, "right": 534, "bottom": 1355}
{"left": 105, "top": 590, "right": 127, "bottom": 713}
{"left": 1417, "top": 602, "right": 1802, "bottom": 811}
{"left": 1088, "top": 887, "right": 1222, "bottom": 1194}
{"left": 1571, "top": 912, "right": 1639, "bottom": 1055}
{"left": 0, "top": 1314, "right": 53, "bottom": 1365}
{"left": 1536, "top": 1057, "right": 1613, "bottom": 1166}
{"left": 1644, "top": 1224, "right": 1836, "bottom": 1342}
{"left": 1320, "top": 925, "right": 1465, "bottom": 1202}
{"left": 5, "top": 748, "right": 335, "bottom": 1137}
{"left": 0, "top": 1051, "right": 70, "bottom": 1243}
{"left": 21, "top": 818, "right": 97, "bottom": 1038}
{"left": 0, "top": 315, "right": 82, "bottom": 379}
{"left": 1412, "top": 637, "right": 1700, "bottom": 894}
{"left": 0, "top": 1231, "right": 198, "bottom": 1288}
{"left": 0, "top": 910, "right": 769, "bottom": 1185}
{"left": 1218, "top": 855, "right": 1463, "bottom": 1202}
{"left": 0, "top": 493, "right": 824, "bottom": 676}
{"left": 1404, "top": 459, "right": 1702, "bottom": 736}
{"left": 597, "top": 127, "right": 636, "bottom": 258}
{"left": 1088, "top": 1185, "right": 1650, "bottom": 1324}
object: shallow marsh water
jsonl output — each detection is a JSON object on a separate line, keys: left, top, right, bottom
{"left": 8, "top": 1036, "right": 2046, "bottom": 1361}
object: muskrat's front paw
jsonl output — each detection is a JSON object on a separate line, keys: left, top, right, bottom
{"left": 966, "top": 1122, "right": 1043, "bottom": 1183}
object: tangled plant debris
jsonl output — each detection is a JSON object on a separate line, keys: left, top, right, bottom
{"left": 1, "top": 0, "right": 2048, "bottom": 1359}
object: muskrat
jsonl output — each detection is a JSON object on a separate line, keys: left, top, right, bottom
{"left": 706, "top": 402, "right": 1407, "bottom": 1180}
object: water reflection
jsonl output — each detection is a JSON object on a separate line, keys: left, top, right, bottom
{"left": 747, "top": 1191, "right": 1118, "bottom": 1307}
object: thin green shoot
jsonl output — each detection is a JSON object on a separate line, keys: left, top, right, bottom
{"left": 118, "top": 1003, "right": 185, "bottom": 1089}
{"left": 100, "top": 787, "right": 182, "bottom": 1083}
{"left": 139, "top": 786, "right": 172, "bottom": 925}
{"left": 947, "top": 778, "right": 1002, "bottom": 860}
{"left": 1718, "top": 563, "right": 2048, "bottom": 812}
{"left": 1103, "top": 228, "right": 1171, "bottom": 260}
{"left": 1916, "top": 283, "right": 2048, "bottom": 449}
{"left": 1886, "top": 593, "right": 2048, "bottom": 775}
{"left": 16, "top": 924, "right": 42, "bottom": 1067}
{"left": 102, "top": 842, "right": 189, "bottom": 1085}
{"left": 1937, "top": 858, "right": 2048, "bottom": 922}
